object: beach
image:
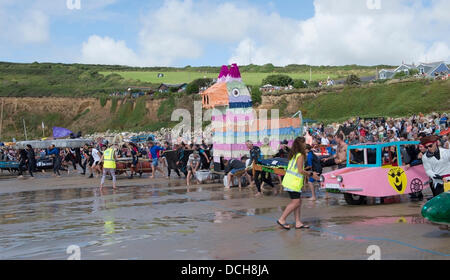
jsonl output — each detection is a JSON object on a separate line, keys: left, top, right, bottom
{"left": 0, "top": 172, "right": 448, "bottom": 260}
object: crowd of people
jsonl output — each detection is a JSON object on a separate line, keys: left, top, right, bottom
{"left": 1, "top": 113, "right": 448, "bottom": 200}
{"left": 0, "top": 139, "right": 215, "bottom": 186}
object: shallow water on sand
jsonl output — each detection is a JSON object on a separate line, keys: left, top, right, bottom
{"left": 0, "top": 176, "right": 448, "bottom": 260}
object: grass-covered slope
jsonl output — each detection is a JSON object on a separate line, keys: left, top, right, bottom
{"left": 300, "top": 79, "right": 450, "bottom": 123}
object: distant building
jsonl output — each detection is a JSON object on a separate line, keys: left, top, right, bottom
{"left": 378, "top": 69, "right": 397, "bottom": 80}
{"left": 260, "top": 84, "right": 276, "bottom": 93}
{"left": 379, "top": 61, "right": 449, "bottom": 80}
{"left": 158, "top": 83, "right": 188, "bottom": 93}
{"left": 335, "top": 75, "right": 376, "bottom": 85}
{"left": 417, "top": 62, "right": 449, "bottom": 78}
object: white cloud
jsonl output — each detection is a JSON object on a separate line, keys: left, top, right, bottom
{"left": 17, "top": 10, "right": 50, "bottom": 44}
{"left": 229, "top": 0, "right": 450, "bottom": 66}
{"left": 81, "top": 35, "right": 140, "bottom": 66}
{"left": 82, "top": 0, "right": 449, "bottom": 66}
{"left": 0, "top": 8, "right": 49, "bottom": 44}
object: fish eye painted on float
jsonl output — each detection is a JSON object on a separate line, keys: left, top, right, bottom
{"left": 232, "top": 88, "right": 240, "bottom": 97}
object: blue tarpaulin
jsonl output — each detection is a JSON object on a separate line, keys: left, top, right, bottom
{"left": 53, "top": 127, "right": 73, "bottom": 139}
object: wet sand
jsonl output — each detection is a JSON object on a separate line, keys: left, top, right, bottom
{"left": 0, "top": 171, "right": 448, "bottom": 260}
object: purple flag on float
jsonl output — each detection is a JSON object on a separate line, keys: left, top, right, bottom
{"left": 53, "top": 127, "right": 73, "bottom": 139}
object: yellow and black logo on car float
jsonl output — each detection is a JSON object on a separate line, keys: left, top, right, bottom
{"left": 388, "top": 167, "right": 407, "bottom": 194}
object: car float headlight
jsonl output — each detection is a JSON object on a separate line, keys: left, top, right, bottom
{"left": 337, "top": 176, "right": 343, "bottom": 183}
{"left": 320, "top": 175, "right": 325, "bottom": 182}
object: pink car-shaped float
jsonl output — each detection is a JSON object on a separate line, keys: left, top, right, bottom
{"left": 320, "top": 141, "right": 430, "bottom": 205}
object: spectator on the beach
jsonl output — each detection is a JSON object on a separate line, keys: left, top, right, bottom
{"left": 223, "top": 157, "right": 247, "bottom": 189}
{"left": 17, "top": 149, "right": 29, "bottom": 178}
{"left": 176, "top": 143, "right": 188, "bottom": 176}
{"left": 440, "top": 114, "right": 448, "bottom": 128}
{"left": 305, "top": 144, "right": 322, "bottom": 201}
{"left": 128, "top": 142, "right": 139, "bottom": 179}
{"left": 247, "top": 140, "right": 275, "bottom": 197}
{"left": 147, "top": 141, "right": 165, "bottom": 179}
{"left": 275, "top": 140, "right": 290, "bottom": 159}
{"left": 25, "top": 145, "right": 37, "bottom": 178}
{"left": 347, "top": 131, "right": 359, "bottom": 145}
{"left": 196, "top": 144, "right": 210, "bottom": 170}
{"left": 321, "top": 134, "right": 347, "bottom": 169}
{"left": 186, "top": 151, "right": 200, "bottom": 186}
{"left": 82, "top": 144, "right": 93, "bottom": 178}
{"left": 48, "top": 145, "right": 61, "bottom": 177}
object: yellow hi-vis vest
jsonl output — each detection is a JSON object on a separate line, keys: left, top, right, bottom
{"left": 282, "top": 153, "right": 304, "bottom": 193}
{"left": 103, "top": 148, "right": 116, "bottom": 169}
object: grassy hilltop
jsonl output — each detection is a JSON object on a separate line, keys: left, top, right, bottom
{"left": 0, "top": 62, "right": 153, "bottom": 97}
{"left": 0, "top": 62, "right": 386, "bottom": 97}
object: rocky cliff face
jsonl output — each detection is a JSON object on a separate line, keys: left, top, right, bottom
{"left": 0, "top": 97, "right": 163, "bottom": 141}
{"left": 0, "top": 86, "right": 346, "bottom": 140}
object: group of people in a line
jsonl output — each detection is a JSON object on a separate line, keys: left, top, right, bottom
{"left": 6, "top": 139, "right": 215, "bottom": 188}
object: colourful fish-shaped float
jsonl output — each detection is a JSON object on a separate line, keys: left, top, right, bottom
{"left": 201, "top": 64, "right": 302, "bottom": 163}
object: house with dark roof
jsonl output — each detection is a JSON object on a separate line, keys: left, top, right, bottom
{"left": 379, "top": 61, "right": 449, "bottom": 80}
{"left": 158, "top": 83, "right": 188, "bottom": 93}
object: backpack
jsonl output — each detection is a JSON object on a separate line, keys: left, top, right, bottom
{"left": 311, "top": 152, "right": 323, "bottom": 174}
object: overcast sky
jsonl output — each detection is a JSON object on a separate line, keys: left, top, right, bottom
{"left": 0, "top": 0, "right": 448, "bottom": 67}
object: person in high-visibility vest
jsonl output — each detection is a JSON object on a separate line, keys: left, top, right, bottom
{"left": 277, "top": 137, "right": 320, "bottom": 230}
{"left": 100, "top": 144, "right": 117, "bottom": 189}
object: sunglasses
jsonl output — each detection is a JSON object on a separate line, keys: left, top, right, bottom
{"left": 425, "top": 144, "right": 434, "bottom": 149}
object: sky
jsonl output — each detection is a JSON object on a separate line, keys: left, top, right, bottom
{"left": 0, "top": 0, "right": 448, "bottom": 67}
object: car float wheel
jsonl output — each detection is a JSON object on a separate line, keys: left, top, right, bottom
{"left": 344, "top": 193, "right": 365, "bottom": 205}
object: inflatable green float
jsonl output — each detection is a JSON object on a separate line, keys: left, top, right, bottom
{"left": 422, "top": 192, "right": 450, "bottom": 225}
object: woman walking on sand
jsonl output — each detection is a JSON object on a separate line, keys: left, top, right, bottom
{"left": 277, "top": 137, "right": 320, "bottom": 230}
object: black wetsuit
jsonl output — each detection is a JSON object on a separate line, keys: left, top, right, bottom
{"left": 26, "top": 149, "right": 36, "bottom": 177}
{"left": 18, "top": 150, "right": 28, "bottom": 176}
{"left": 250, "top": 146, "right": 274, "bottom": 193}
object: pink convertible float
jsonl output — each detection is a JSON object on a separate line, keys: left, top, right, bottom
{"left": 320, "top": 141, "right": 430, "bottom": 205}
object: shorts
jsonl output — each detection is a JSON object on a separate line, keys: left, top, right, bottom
{"left": 322, "top": 158, "right": 336, "bottom": 167}
{"left": 152, "top": 160, "right": 158, "bottom": 167}
{"left": 187, "top": 166, "right": 196, "bottom": 173}
{"left": 309, "top": 172, "right": 322, "bottom": 183}
{"left": 93, "top": 161, "right": 99, "bottom": 166}
{"left": 231, "top": 168, "right": 245, "bottom": 175}
{"left": 287, "top": 191, "right": 302, "bottom": 199}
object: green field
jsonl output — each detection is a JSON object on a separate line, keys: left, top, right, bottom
{"left": 100, "top": 70, "right": 376, "bottom": 86}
